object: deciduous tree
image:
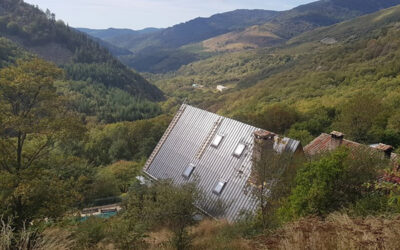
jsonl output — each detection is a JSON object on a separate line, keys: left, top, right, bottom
{"left": 0, "top": 59, "right": 85, "bottom": 226}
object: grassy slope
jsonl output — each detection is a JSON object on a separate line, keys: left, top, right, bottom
{"left": 143, "top": 214, "right": 400, "bottom": 249}
{"left": 255, "top": 213, "right": 400, "bottom": 249}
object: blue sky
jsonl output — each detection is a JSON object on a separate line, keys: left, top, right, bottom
{"left": 25, "top": 0, "right": 316, "bottom": 30}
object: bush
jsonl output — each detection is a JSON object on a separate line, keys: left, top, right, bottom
{"left": 280, "top": 147, "right": 389, "bottom": 220}
{"left": 190, "top": 220, "right": 253, "bottom": 250}
{"left": 255, "top": 104, "right": 299, "bottom": 134}
{"left": 73, "top": 217, "right": 107, "bottom": 248}
{"left": 287, "top": 128, "right": 314, "bottom": 146}
{"left": 349, "top": 192, "right": 391, "bottom": 217}
{"left": 123, "top": 180, "right": 200, "bottom": 250}
{"left": 107, "top": 216, "right": 148, "bottom": 250}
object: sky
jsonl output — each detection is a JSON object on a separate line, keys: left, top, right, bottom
{"left": 25, "top": 0, "right": 316, "bottom": 30}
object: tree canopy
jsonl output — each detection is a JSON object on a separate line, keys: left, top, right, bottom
{"left": 0, "top": 58, "right": 85, "bottom": 226}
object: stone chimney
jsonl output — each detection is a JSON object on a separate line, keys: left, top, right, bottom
{"left": 329, "top": 131, "right": 344, "bottom": 150}
{"left": 253, "top": 130, "right": 276, "bottom": 164}
{"left": 250, "top": 130, "right": 276, "bottom": 186}
{"left": 374, "top": 143, "right": 394, "bottom": 159}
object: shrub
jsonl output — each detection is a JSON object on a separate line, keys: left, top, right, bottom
{"left": 123, "top": 180, "right": 200, "bottom": 250}
{"left": 107, "top": 216, "right": 148, "bottom": 250}
{"left": 73, "top": 217, "right": 107, "bottom": 248}
{"left": 280, "top": 147, "right": 389, "bottom": 220}
{"left": 349, "top": 192, "right": 391, "bottom": 217}
{"left": 190, "top": 220, "right": 252, "bottom": 250}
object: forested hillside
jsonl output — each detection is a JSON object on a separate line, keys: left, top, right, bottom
{"left": 153, "top": 4, "right": 400, "bottom": 148}
{"left": 0, "top": 0, "right": 165, "bottom": 122}
{"left": 0, "top": 0, "right": 163, "bottom": 99}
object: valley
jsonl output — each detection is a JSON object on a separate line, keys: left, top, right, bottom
{"left": 2, "top": 0, "right": 400, "bottom": 249}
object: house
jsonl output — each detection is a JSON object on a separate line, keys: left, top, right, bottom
{"left": 305, "top": 131, "right": 361, "bottom": 156}
{"left": 216, "top": 85, "right": 228, "bottom": 92}
{"left": 305, "top": 131, "right": 400, "bottom": 185}
{"left": 143, "top": 104, "right": 302, "bottom": 221}
{"left": 304, "top": 131, "right": 398, "bottom": 162}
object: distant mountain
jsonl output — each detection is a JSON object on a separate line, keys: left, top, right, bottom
{"left": 95, "top": 0, "right": 400, "bottom": 73}
{"left": 75, "top": 29, "right": 134, "bottom": 57}
{"left": 103, "top": 9, "right": 278, "bottom": 73}
{"left": 203, "top": 0, "right": 400, "bottom": 52}
{"left": 0, "top": 0, "right": 163, "bottom": 101}
{"left": 91, "top": 37, "right": 133, "bottom": 57}
{"left": 76, "top": 27, "right": 161, "bottom": 41}
{"left": 105, "top": 9, "right": 278, "bottom": 52}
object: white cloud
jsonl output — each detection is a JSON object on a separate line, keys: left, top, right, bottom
{"left": 24, "top": 0, "right": 316, "bottom": 29}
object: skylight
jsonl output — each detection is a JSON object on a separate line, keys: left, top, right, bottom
{"left": 182, "top": 164, "right": 195, "bottom": 179}
{"left": 211, "top": 134, "right": 224, "bottom": 148}
{"left": 233, "top": 143, "right": 246, "bottom": 157}
{"left": 213, "top": 180, "right": 227, "bottom": 195}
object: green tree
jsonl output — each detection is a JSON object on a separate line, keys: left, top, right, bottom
{"left": 281, "top": 147, "right": 388, "bottom": 220}
{"left": 255, "top": 104, "right": 298, "bottom": 134}
{"left": 0, "top": 59, "right": 85, "bottom": 226}
{"left": 335, "top": 93, "right": 385, "bottom": 143}
{"left": 287, "top": 128, "right": 314, "bottom": 146}
{"left": 91, "top": 160, "right": 142, "bottom": 200}
{"left": 148, "top": 181, "right": 200, "bottom": 250}
{"left": 251, "top": 140, "right": 301, "bottom": 229}
{"left": 123, "top": 181, "right": 200, "bottom": 250}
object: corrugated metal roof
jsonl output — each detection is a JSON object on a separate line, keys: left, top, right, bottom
{"left": 143, "top": 104, "right": 301, "bottom": 221}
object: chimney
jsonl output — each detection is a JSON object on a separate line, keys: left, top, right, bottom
{"left": 253, "top": 130, "right": 276, "bottom": 163}
{"left": 249, "top": 130, "right": 276, "bottom": 186}
{"left": 375, "top": 143, "right": 394, "bottom": 159}
{"left": 329, "top": 131, "right": 344, "bottom": 150}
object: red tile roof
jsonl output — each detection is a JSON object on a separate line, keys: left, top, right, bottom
{"left": 374, "top": 143, "right": 394, "bottom": 152}
{"left": 305, "top": 132, "right": 400, "bottom": 175}
{"left": 304, "top": 133, "right": 362, "bottom": 156}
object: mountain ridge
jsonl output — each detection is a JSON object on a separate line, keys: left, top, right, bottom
{"left": 79, "top": 0, "right": 400, "bottom": 73}
{"left": 76, "top": 27, "right": 161, "bottom": 41}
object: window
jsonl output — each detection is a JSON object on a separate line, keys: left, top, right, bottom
{"left": 211, "top": 134, "right": 224, "bottom": 148}
{"left": 233, "top": 143, "right": 246, "bottom": 157}
{"left": 182, "top": 164, "right": 195, "bottom": 179}
{"left": 213, "top": 180, "right": 227, "bottom": 195}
